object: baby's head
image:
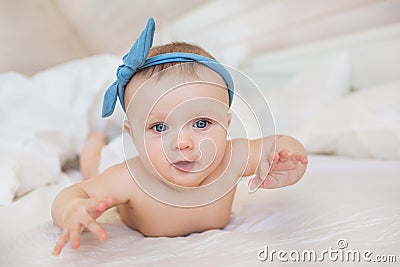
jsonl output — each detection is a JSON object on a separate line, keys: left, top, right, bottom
{"left": 123, "top": 42, "right": 227, "bottom": 111}
{"left": 103, "top": 18, "right": 233, "bottom": 188}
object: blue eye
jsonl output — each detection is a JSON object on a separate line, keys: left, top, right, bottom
{"left": 193, "top": 119, "right": 209, "bottom": 129}
{"left": 152, "top": 123, "right": 168, "bottom": 132}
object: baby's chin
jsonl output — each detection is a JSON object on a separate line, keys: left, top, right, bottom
{"left": 160, "top": 174, "right": 207, "bottom": 191}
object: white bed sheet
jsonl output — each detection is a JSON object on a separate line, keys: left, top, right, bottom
{"left": 1, "top": 155, "right": 399, "bottom": 266}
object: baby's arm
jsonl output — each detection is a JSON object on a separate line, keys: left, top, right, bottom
{"left": 51, "top": 163, "right": 132, "bottom": 255}
{"left": 234, "top": 135, "right": 308, "bottom": 190}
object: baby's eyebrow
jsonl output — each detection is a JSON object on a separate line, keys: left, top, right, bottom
{"left": 147, "top": 112, "right": 166, "bottom": 119}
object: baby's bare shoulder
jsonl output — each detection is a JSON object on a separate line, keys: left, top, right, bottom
{"left": 79, "top": 159, "right": 139, "bottom": 205}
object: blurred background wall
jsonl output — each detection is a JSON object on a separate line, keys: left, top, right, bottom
{"left": 1, "top": 0, "right": 400, "bottom": 75}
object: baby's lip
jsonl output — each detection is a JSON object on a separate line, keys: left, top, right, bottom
{"left": 172, "top": 161, "right": 196, "bottom": 172}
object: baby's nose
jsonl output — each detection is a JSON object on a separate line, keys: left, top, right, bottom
{"left": 174, "top": 129, "right": 194, "bottom": 150}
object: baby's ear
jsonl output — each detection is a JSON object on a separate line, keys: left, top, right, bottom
{"left": 227, "top": 113, "right": 232, "bottom": 127}
{"left": 123, "top": 120, "right": 133, "bottom": 138}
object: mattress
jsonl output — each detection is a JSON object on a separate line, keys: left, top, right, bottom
{"left": 1, "top": 154, "right": 399, "bottom": 266}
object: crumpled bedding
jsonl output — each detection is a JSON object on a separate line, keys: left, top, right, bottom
{"left": 0, "top": 55, "right": 124, "bottom": 205}
{"left": 0, "top": 155, "right": 399, "bottom": 266}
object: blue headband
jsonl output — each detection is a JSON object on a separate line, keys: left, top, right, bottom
{"left": 102, "top": 17, "right": 234, "bottom": 117}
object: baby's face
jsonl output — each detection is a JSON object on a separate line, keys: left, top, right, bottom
{"left": 126, "top": 65, "right": 231, "bottom": 187}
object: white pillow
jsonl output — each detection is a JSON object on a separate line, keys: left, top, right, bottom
{"left": 262, "top": 52, "right": 351, "bottom": 134}
{"left": 294, "top": 81, "right": 400, "bottom": 160}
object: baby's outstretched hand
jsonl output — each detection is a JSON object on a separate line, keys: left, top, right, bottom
{"left": 249, "top": 150, "right": 308, "bottom": 190}
{"left": 52, "top": 197, "right": 114, "bottom": 256}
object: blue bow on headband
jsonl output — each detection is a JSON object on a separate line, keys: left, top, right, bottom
{"left": 102, "top": 17, "right": 234, "bottom": 117}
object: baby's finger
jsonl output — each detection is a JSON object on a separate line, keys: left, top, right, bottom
{"left": 86, "top": 200, "right": 106, "bottom": 218}
{"left": 293, "top": 153, "right": 308, "bottom": 164}
{"left": 69, "top": 226, "right": 82, "bottom": 249}
{"left": 300, "top": 155, "right": 308, "bottom": 164}
{"left": 97, "top": 197, "right": 115, "bottom": 212}
{"left": 278, "top": 150, "right": 290, "bottom": 161}
{"left": 88, "top": 198, "right": 114, "bottom": 218}
{"left": 82, "top": 215, "right": 108, "bottom": 241}
{"left": 272, "top": 153, "right": 279, "bottom": 163}
{"left": 52, "top": 230, "right": 69, "bottom": 256}
{"left": 96, "top": 200, "right": 107, "bottom": 213}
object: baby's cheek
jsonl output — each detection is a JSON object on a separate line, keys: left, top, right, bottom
{"left": 145, "top": 145, "right": 160, "bottom": 159}
{"left": 212, "top": 133, "right": 227, "bottom": 152}
{"left": 146, "top": 142, "right": 167, "bottom": 163}
{"left": 204, "top": 136, "right": 226, "bottom": 164}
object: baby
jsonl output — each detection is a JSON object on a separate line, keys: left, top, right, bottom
{"left": 51, "top": 18, "right": 308, "bottom": 256}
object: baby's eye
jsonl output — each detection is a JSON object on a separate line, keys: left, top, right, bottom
{"left": 193, "top": 119, "right": 210, "bottom": 129}
{"left": 151, "top": 123, "right": 168, "bottom": 132}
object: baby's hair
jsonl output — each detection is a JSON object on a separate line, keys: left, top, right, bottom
{"left": 124, "top": 42, "right": 217, "bottom": 109}
{"left": 148, "top": 41, "right": 215, "bottom": 63}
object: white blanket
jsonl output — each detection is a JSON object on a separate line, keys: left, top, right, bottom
{"left": 0, "top": 155, "right": 399, "bottom": 266}
{"left": 0, "top": 55, "right": 125, "bottom": 205}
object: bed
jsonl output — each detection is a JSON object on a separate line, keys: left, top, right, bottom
{"left": 1, "top": 23, "right": 399, "bottom": 266}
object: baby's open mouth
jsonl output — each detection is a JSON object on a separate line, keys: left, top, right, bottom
{"left": 172, "top": 161, "right": 196, "bottom": 172}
